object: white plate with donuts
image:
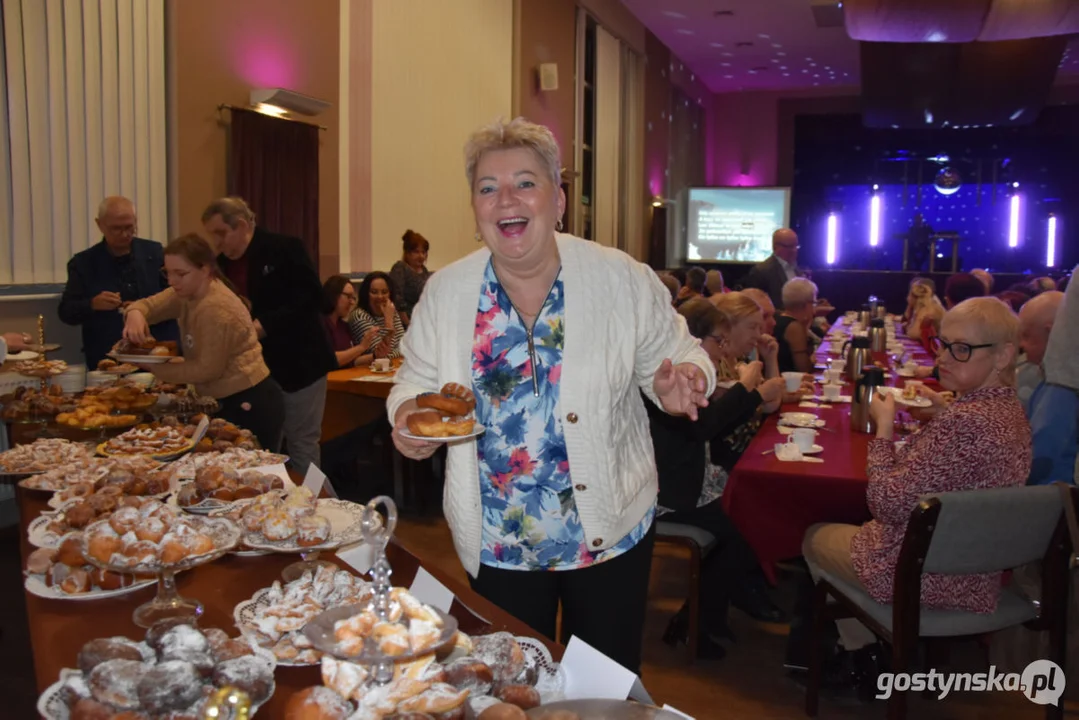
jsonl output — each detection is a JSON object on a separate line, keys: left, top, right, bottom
{"left": 238, "top": 497, "right": 367, "bottom": 553}
{"left": 24, "top": 571, "right": 156, "bottom": 601}
{"left": 399, "top": 423, "right": 486, "bottom": 443}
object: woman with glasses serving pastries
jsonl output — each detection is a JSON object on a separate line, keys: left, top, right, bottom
{"left": 797, "top": 297, "right": 1031, "bottom": 695}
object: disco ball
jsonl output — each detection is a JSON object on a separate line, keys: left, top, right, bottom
{"left": 934, "top": 167, "right": 962, "bottom": 196}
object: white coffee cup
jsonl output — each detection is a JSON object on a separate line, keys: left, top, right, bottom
{"left": 788, "top": 427, "right": 818, "bottom": 452}
{"left": 832, "top": 359, "right": 846, "bottom": 373}
{"left": 822, "top": 384, "right": 842, "bottom": 401}
{"left": 824, "top": 368, "right": 843, "bottom": 384}
{"left": 829, "top": 341, "right": 844, "bottom": 354}
{"left": 905, "top": 379, "right": 923, "bottom": 394}
{"left": 902, "top": 361, "right": 918, "bottom": 374}
{"left": 373, "top": 358, "right": 390, "bottom": 372}
{"left": 782, "top": 371, "right": 803, "bottom": 392}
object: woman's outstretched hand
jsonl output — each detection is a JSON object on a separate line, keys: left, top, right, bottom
{"left": 653, "top": 359, "right": 709, "bottom": 421}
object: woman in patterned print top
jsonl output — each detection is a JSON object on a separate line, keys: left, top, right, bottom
{"left": 347, "top": 271, "right": 404, "bottom": 363}
{"left": 387, "top": 118, "right": 714, "bottom": 674}
{"left": 855, "top": 297, "right": 1031, "bottom": 612}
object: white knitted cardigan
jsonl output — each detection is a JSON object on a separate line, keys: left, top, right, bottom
{"left": 387, "top": 234, "right": 716, "bottom": 577}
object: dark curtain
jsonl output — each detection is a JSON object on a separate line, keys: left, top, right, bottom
{"left": 228, "top": 108, "right": 320, "bottom": 267}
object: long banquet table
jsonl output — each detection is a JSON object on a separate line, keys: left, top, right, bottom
{"left": 17, "top": 481, "right": 560, "bottom": 716}
{"left": 723, "top": 315, "right": 938, "bottom": 583}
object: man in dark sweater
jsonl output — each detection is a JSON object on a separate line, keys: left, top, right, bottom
{"left": 58, "top": 196, "right": 177, "bottom": 367}
{"left": 202, "top": 197, "right": 336, "bottom": 477}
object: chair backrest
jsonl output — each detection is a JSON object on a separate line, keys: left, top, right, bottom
{"left": 920, "top": 485, "right": 1062, "bottom": 575}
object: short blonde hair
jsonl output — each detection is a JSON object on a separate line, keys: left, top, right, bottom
{"left": 943, "top": 297, "right": 1020, "bottom": 382}
{"left": 201, "top": 196, "right": 256, "bottom": 228}
{"left": 464, "top": 117, "right": 561, "bottom": 189}
{"left": 711, "top": 292, "right": 763, "bottom": 325}
{"left": 782, "top": 277, "right": 818, "bottom": 310}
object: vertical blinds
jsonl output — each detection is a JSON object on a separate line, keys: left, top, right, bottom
{"left": 0, "top": 0, "right": 167, "bottom": 285}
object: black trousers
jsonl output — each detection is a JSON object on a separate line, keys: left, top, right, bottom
{"left": 469, "top": 522, "right": 656, "bottom": 676}
{"left": 217, "top": 377, "right": 285, "bottom": 453}
{"left": 663, "top": 499, "right": 760, "bottom": 633}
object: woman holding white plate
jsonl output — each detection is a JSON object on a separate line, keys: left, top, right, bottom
{"left": 387, "top": 118, "right": 714, "bottom": 674}
{"left": 798, "top": 297, "right": 1030, "bottom": 695}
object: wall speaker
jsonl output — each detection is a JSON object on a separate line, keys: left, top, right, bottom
{"left": 538, "top": 63, "right": 559, "bottom": 92}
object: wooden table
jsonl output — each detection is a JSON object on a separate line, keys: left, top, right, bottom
{"left": 322, "top": 362, "right": 399, "bottom": 443}
{"left": 17, "top": 484, "right": 560, "bottom": 716}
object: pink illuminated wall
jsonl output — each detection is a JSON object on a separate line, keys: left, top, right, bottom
{"left": 710, "top": 92, "right": 780, "bottom": 187}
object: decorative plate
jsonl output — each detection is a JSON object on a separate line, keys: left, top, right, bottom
{"left": 233, "top": 585, "right": 321, "bottom": 667}
{"left": 109, "top": 353, "right": 174, "bottom": 364}
{"left": 169, "top": 465, "right": 295, "bottom": 515}
{"left": 302, "top": 603, "right": 459, "bottom": 664}
{"left": 876, "top": 385, "right": 932, "bottom": 408}
{"left": 37, "top": 643, "right": 276, "bottom": 719}
{"left": 78, "top": 516, "right": 241, "bottom": 575}
{"left": 24, "top": 572, "right": 155, "bottom": 601}
{"left": 240, "top": 499, "right": 366, "bottom": 554}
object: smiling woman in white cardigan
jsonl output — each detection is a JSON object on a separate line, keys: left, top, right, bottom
{"left": 388, "top": 117, "right": 715, "bottom": 673}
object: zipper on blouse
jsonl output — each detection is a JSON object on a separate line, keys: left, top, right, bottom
{"left": 497, "top": 266, "right": 561, "bottom": 398}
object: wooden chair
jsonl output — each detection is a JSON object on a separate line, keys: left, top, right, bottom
{"left": 805, "top": 485, "right": 1070, "bottom": 720}
{"left": 655, "top": 521, "right": 717, "bottom": 662}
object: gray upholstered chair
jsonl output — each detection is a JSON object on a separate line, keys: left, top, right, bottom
{"left": 655, "top": 521, "right": 717, "bottom": 662}
{"left": 805, "top": 485, "right": 1071, "bottom": 720}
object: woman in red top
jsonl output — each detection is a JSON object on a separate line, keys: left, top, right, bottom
{"left": 801, "top": 297, "right": 1030, "bottom": 694}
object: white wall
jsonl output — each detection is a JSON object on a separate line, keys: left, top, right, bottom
{"left": 369, "top": 0, "right": 514, "bottom": 272}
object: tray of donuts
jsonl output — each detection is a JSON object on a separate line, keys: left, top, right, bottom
{"left": 45, "top": 465, "right": 173, "bottom": 511}
{"left": 29, "top": 490, "right": 178, "bottom": 549}
{"left": 169, "top": 464, "right": 293, "bottom": 515}
{"left": 284, "top": 631, "right": 564, "bottom": 720}
{"left": 77, "top": 500, "right": 242, "bottom": 575}
{"left": 22, "top": 455, "right": 166, "bottom": 496}
{"left": 214, "top": 486, "right": 366, "bottom": 553}
{"left": 38, "top": 618, "right": 277, "bottom": 719}
{"left": 24, "top": 535, "right": 156, "bottom": 600}
{"left": 403, "top": 382, "right": 486, "bottom": 442}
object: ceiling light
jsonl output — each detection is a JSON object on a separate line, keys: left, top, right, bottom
{"left": 773, "top": 43, "right": 783, "bottom": 48}
{"left": 736, "top": 41, "right": 754, "bottom": 47}
{"left": 662, "top": 11, "right": 687, "bottom": 18}
{"left": 758, "top": 33, "right": 771, "bottom": 39}
{"left": 710, "top": 42, "right": 724, "bottom": 47}
{"left": 714, "top": 9, "right": 734, "bottom": 16}
{"left": 777, "top": 51, "right": 786, "bottom": 56}
{"left": 677, "top": 29, "right": 694, "bottom": 35}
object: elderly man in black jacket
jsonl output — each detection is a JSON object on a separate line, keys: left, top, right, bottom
{"left": 203, "top": 197, "right": 336, "bottom": 477}
{"left": 58, "top": 196, "right": 178, "bottom": 367}
{"left": 739, "top": 228, "right": 802, "bottom": 310}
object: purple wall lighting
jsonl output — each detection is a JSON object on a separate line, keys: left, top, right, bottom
{"left": 869, "top": 189, "right": 881, "bottom": 247}
{"left": 1047, "top": 214, "right": 1057, "bottom": 267}
{"left": 1008, "top": 192, "right": 1021, "bottom": 248}
{"left": 826, "top": 212, "right": 838, "bottom": 264}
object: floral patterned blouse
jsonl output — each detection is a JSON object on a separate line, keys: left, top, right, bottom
{"left": 472, "top": 259, "right": 654, "bottom": 571}
{"left": 851, "top": 386, "right": 1031, "bottom": 612}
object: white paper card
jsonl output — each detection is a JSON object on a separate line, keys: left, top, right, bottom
{"left": 336, "top": 542, "right": 376, "bottom": 575}
{"left": 561, "top": 636, "right": 654, "bottom": 704}
{"left": 302, "top": 464, "right": 327, "bottom": 496}
{"left": 409, "top": 567, "right": 455, "bottom": 613}
{"left": 661, "top": 705, "right": 695, "bottom": 720}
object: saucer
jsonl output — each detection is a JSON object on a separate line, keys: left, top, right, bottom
{"left": 798, "top": 444, "right": 824, "bottom": 455}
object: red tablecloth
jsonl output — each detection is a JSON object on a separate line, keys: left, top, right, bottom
{"left": 722, "top": 316, "right": 937, "bottom": 583}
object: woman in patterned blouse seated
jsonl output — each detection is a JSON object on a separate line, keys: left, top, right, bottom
{"left": 347, "top": 271, "right": 405, "bottom": 363}
{"left": 648, "top": 298, "right": 786, "bottom": 659}
{"left": 387, "top": 117, "right": 715, "bottom": 674}
{"left": 388, "top": 230, "right": 432, "bottom": 328}
{"left": 799, "top": 297, "right": 1031, "bottom": 697}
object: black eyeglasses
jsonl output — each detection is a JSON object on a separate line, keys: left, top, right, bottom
{"left": 930, "top": 336, "right": 994, "bottom": 363}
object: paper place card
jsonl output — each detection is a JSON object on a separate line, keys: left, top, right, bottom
{"left": 336, "top": 541, "right": 376, "bottom": 575}
{"left": 302, "top": 464, "right": 327, "bottom": 496}
{"left": 409, "top": 567, "right": 455, "bottom": 613}
{"left": 561, "top": 636, "right": 654, "bottom": 705}
{"left": 798, "top": 402, "right": 822, "bottom": 409}
{"left": 662, "top": 706, "right": 695, "bottom": 720}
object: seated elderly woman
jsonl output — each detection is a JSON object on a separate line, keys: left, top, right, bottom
{"left": 648, "top": 298, "right": 786, "bottom": 659}
{"left": 388, "top": 118, "right": 714, "bottom": 674}
{"left": 904, "top": 279, "right": 946, "bottom": 349}
{"left": 799, "top": 297, "right": 1031, "bottom": 697}
{"left": 774, "top": 277, "right": 819, "bottom": 373}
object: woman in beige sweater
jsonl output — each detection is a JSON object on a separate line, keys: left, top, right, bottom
{"left": 122, "top": 234, "right": 284, "bottom": 451}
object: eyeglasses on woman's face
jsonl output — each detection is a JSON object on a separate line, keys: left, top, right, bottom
{"left": 340, "top": 289, "right": 357, "bottom": 304}
{"left": 931, "top": 336, "right": 995, "bottom": 363}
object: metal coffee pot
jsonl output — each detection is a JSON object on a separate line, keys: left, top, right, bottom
{"left": 851, "top": 366, "right": 886, "bottom": 434}
{"left": 841, "top": 335, "right": 873, "bottom": 383}
{"left": 867, "top": 318, "right": 887, "bottom": 353}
